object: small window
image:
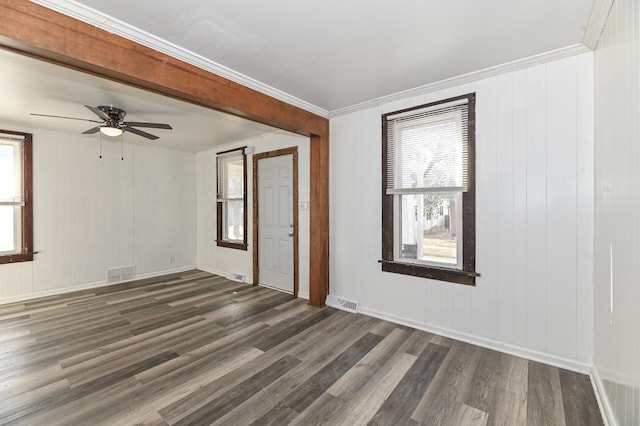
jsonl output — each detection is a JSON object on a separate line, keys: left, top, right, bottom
{"left": 0, "top": 130, "right": 34, "bottom": 264}
{"left": 381, "top": 94, "right": 477, "bottom": 285}
{"left": 216, "top": 147, "right": 248, "bottom": 250}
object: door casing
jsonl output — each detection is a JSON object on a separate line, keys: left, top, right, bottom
{"left": 253, "top": 147, "right": 299, "bottom": 297}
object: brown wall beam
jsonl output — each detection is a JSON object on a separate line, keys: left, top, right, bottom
{"left": 0, "top": 0, "right": 330, "bottom": 306}
{"left": 309, "top": 134, "right": 330, "bottom": 306}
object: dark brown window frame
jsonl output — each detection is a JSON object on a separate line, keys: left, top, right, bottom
{"left": 0, "top": 129, "right": 34, "bottom": 265}
{"left": 381, "top": 93, "right": 477, "bottom": 286}
{"left": 216, "top": 146, "right": 248, "bottom": 251}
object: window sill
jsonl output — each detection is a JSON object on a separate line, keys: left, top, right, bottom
{"left": 0, "top": 253, "right": 35, "bottom": 265}
{"left": 216, "top": 240, "right": 248, "bottom": 251}
{"left": 380, "top": 260, "right": 477, "bottom": 286}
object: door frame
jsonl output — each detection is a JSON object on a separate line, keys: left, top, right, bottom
{"left": 253, "top": 147, "right": 299, "bottom": 297}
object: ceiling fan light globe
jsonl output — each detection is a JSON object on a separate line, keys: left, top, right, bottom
{"left": 100, "top": 126, "right": 123, "bottom": 137}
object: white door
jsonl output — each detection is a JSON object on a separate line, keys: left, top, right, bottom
{"left": 258, "top": 154, "right": 294, "bottom": 293}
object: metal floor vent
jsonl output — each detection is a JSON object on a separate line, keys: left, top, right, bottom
{"left": 327, "top": 295, "right": 359, "bottom": 313}
{"left": 228, "top": 272, "right": 246, "bottom": 283}
{"left": 106, "top": 266, "right": 136, "bottom": 283}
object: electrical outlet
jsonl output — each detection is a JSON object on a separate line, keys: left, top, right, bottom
{"left": 169, "top": 256, "right": 175, "bottom": 264}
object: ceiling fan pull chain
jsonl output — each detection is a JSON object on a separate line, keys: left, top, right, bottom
{"left": 121, "top": 133, "right": 124, "bottom": 160}
{"left": 99, "top": 132, "right": 103, "bottom": 159}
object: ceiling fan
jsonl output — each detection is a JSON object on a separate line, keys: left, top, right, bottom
{"left": 31, "top": 105, "right": 173, "bottom": 140}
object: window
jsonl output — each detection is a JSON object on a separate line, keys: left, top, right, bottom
{"left": 0, "top": 130, "right": 33, "bottom": 264}
{"left": 216, "top": 147, "right": 248, "bottom": 250}
{"left": 381, "top": 94, "right": 477, "bottom": 285}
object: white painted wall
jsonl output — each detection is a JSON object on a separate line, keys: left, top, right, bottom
{"left": 329, "top": 52, "right": 594, "bottom": 371}
{"left": 593, "top": 0, "right": 640, "bottom": 424}
{"left": 196, "top": 132, "right": 311, "bottom": 299}
{"left": 0, "top": 126, "right": 197, "bottom": 303}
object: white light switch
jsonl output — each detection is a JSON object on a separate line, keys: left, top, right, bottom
{"left": 300, "top": 201, "right": 309, "bottom": 210}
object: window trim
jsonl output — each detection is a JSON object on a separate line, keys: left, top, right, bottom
{"left": 381, "top": 93, "right": 477, "bottom": 285}
{"left": 216, "top": 146, "right": 248, "bottom": 251}
{"left": 0, "top": 129, "right": 34, "bottom": 265}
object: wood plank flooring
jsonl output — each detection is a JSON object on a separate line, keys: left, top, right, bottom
{"left": 0, "top": 270, "right": 603, "bottom": 425}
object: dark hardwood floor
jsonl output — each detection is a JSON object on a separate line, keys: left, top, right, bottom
{"left": 0, "top": 270, "right": 602, "bottom": 425}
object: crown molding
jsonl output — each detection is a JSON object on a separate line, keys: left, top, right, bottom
{"left": 330, "top": 44, "right": 591, "bottom": 118}
{"left": 583, "top": 0, "right": 614, "bottom": 49}
{"left": 28, "top": 0, "right": 329, "bottom": 118}
{"left": 26, "top": 1, "right": 595, "bottom": 120}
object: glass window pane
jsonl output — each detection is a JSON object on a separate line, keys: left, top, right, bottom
{"left": 225, "top": 158, "right": 244, "bottom": 199}
{"left": 399, "top": 193, "right": 460, "bottom": 266}
{"left": 217, "top": 150, "right": 246, "bottom": 248}
{"left": 0, "top": 205, "right": 15, "bottom": 252}
{"left": 0, "top": 143, "right": 15, "bottom": 200}
{"left": 224, "top": 200, "right": 244, "bottom": 241}
{"left": 399, "top": 119, "right": 460, "bottom": 189}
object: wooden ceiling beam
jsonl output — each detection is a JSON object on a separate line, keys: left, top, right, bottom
{"left": 0, "top": 0, "right": 330, "bottom": 306}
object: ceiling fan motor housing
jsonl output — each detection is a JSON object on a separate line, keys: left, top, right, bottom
{"left": 98, "top": 105, "right": 126, "bottom": 127}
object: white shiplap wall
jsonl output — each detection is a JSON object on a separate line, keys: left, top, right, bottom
{"left": 196, "top": 132, "right": 311, "bottom": 299}
{"left": 329, "top": 52, "right": 594, "bottom": 371}
{"left": 0, "top": 127, "right": 197, "bottom": 303}
{"left": 593, "top": 0, "right": 640, "bottom": 424}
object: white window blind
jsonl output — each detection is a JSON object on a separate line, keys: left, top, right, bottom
{"left": 216, "top": 149, "right": 244, "bottom": 202}
{"left": 0, "top": 133, "right": 26, "bottom": 206}
{"left": 386, "top": 98, "right": 469, "bottom": 195}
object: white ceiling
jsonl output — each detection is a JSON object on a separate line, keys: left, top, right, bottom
{"left": 58, "top": 0, "right": 595, "bottom": 111}
{"left": 0, "top": 49, "right": 280, "bottom": 152}
{"left": 2, "top": 1, "right": 596, "bottom": 148}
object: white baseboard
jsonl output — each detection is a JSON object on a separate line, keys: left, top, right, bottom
{"left": 590, "top": 366, "right": 618, "bottom": 426}
{"left": 197, "top": 265, "right": 309, "bottom": 301}
{"left": 326, "top": 299, "right": 591, "bottom": 374}
{"left": 0, "top": 265, "right": 196, "bottom": 305}
{"left": 195, "top": 265, "right": 225, "bottom": 277}
{"left": 196, "top": 265, "right": 252, "bottom": 284}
